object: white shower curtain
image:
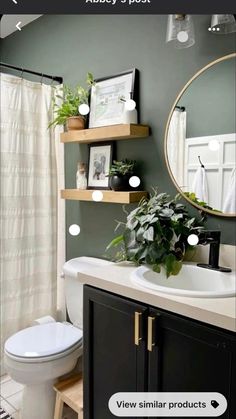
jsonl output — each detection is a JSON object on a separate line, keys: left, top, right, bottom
{"left": 0, "top": 73, "right": 65, "bottom": 371}
{"left": 167, "top": 109, "right": 187, "bottom": 187}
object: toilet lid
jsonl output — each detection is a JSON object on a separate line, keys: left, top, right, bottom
{"left": 5, "top": 322, "right": 83, "bottom": 358}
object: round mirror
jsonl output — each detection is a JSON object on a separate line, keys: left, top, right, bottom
{"left": 165, "top": 53, "right": 236, "bottom": 217}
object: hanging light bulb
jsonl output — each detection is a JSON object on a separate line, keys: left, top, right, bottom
{"left": 120, "top": 92, "right": 138, "bottom": 124}
{"left": 78, "top": 103, "right": 90, "bottom": 116}
{"left": 166, "top": 14, "right": 195, "bottom": 49}
{"left": 119, "top": 92, "right": 137, "bottom": 110}
{"left": 125, "top": 99, "right": 136, "bottom": 111}
{"left": 208, "top": 15, "right": 236, "bottom": 34}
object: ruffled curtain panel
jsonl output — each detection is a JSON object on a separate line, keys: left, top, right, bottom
{"left": 0, "top": 73, "right": 65, "bottom": 371}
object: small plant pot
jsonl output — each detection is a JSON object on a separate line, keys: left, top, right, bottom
{"left": 66, "top": 116, "right": 85, "bottom": 131}
{"left": 109, "top": 175, "right": 131, "bottom": 191}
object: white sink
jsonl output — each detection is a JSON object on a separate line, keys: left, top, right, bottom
{"left": 131, "top": 263, "right": 236, "bottom": 298}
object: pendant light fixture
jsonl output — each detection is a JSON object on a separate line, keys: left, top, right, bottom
{"left": 208, "top": 15, "right": 236, "bottom": 34}
{"left": 166, "top": 14, "right": 195, "bottom": 49}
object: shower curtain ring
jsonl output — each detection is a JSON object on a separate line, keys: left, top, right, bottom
{"left": 20, "top": 68, "right": 24, "bottom": 79}
{"left": 40, "top": 73, "right": 44, "bottom": 84}
{"left": 51, "top": 77, "right": 54, "bottom": 86}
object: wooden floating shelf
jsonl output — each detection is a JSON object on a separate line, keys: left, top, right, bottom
{"left": 61, "top": 189, "right": 148, "bottom": 204}
{"left": 60, "top": 124, "right": 150, "bottom": 144}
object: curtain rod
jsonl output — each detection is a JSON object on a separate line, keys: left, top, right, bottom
{"left": 0, "top": 62, "right": 63, "bottom": 84}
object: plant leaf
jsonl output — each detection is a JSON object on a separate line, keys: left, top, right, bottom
{"left": 127, "top": 217, "right": 139, "bottom": 231}
{"left": 106, "top": 235, "right": 123, "bottom": 250}
{"left": 152, "top": 264, "right": 161, "bottom": 273}
{"left": 123, "top": 229, "right": 137, "bottom": 249}
{"left": 165, "top": 254, "right": 182, "bottom": 278}
{"left": 143, "top": 226, "right": 154, "bottom": 242}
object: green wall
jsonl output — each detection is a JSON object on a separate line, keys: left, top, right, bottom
{"left": 179, "top": 58, "right": 236, "bottom": 137}
{"left": 1, "top": 15, "right": 236, "bottom": 258}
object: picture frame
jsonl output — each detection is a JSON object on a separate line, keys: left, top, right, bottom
{"left": 88, "top": 68, "right": 139, "bottom": 128}
{"left": 87, "top": 142, "right": 115, "bottom": 190}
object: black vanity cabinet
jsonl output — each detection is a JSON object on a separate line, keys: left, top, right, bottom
{"left": 148, "top": 308, "right": 236, "bottom": 410}
{"left": 84, "top": 285, "right": 236, "bottom": 419}
{"left": 83, "top": 285, "right": 148, "bottom": 419}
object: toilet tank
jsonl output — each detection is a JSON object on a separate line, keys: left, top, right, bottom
{"left": 63, "top": 257, "right": 113, "bottom": 329}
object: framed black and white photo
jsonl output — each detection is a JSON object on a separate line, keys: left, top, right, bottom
{"left": 87, "top": 142, "right": 114, "bottom": 189}
{"left": 89, "top": 69, "right": 139, "bottom": 128}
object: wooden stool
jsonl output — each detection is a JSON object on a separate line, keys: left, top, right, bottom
{"left": 53, "top": 373, "right": 83, "bottom": 419}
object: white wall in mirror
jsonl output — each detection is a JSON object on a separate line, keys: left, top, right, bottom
{"left": 165, "top": 53, "right": 236, "bottom": 217}
{"left": 184, "top": 133, "right": 236, "bottom": 212}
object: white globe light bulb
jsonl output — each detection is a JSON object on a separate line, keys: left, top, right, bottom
{"left": 69, "top": 224, "right": 81, "bottom": 236}
{"left": 79, "top": 104, "right": 90, "bottom": 116}
{"left": 92, "top": 191, "right": 104, "bottom": 202}
{"left": 125, "top": 99, "right": 136, "bottom": 111}
{"left": 177, "top": 31, "right": 189, "bottom": 43}
{"left": 129, "top": 176, "right": 141, "bottom": 188}
{"left": 208, "top": 140, "right": 220, "bottom": 151}
{"left": 187, "top": 234, "right": 199, "bottom": 246}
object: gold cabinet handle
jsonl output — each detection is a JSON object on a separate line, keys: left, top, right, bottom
{"left": 134, "top": 312, "right": 142, "bottom": 346}
{"left": 147, "top": 316, "right": 155, "bottom": 352}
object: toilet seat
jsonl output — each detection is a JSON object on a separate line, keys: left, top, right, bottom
{"left": 5, "top": 322, "right": 83, "bottom": 363}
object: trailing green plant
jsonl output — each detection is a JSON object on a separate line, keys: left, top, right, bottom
{"left": 106, "top": 190, "right": 205, "bottom": 278}
{"left": 49, "top": 73, "right": 94, "bottom": 127}
{"left": 184, "top": 192, "right": 222, "bottom": 213}
{"left": 108, "top": 159, "right": 136, "bottom": 177}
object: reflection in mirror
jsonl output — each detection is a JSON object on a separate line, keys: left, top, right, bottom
{"left": 166, "top": 54, "right": 236, "bottom": 216}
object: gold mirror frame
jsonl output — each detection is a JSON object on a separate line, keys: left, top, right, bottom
{"left": 164, "top": 52, "right": 236, "bottom": 218}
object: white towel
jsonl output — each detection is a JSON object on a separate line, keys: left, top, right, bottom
{"left": 223, "top": 169, "right": 236, "bottom": 214}
{"left": 192, "top": 167, "right": 209, "bottom": 203}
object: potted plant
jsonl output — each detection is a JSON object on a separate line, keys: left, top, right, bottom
{"left": 107, "top": 191, "right": 205, "bottom": 277}
{"left": 108, "top": 159, "right": 136, "bottom": 191}
{"left": 184, "top": 192, "right": 222, "bottom": 213}
{"left": 49, "top": 73, "right": 94, "bottom": 131}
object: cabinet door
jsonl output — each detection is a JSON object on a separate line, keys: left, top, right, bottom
{"left": 83, "top": 285, "right": 148, "bottom": 419}
{"left": 148, "top": 308, "right": 236, "bottom": 419}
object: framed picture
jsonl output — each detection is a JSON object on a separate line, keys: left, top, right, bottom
{"left": 87, "top": 142, "right": 114, "bottom": 189}
{"left": 89, "top": 68, "right": 139, "bottom": 128}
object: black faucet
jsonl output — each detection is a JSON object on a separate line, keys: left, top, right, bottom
{"left": 197, "top": 230, "right": 232, "bottom": 272}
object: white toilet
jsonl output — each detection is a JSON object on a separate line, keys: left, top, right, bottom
{"left": 4, "top": 257, "right": 112, "bottom": 419}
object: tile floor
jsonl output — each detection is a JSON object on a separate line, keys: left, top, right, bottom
{"left": 0, "top": 375, "right": 78, "bottom": 419}
{"left": 0, "top": 374, "right": 22, "bottom": 418}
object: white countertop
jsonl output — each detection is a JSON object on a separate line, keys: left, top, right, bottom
{"left": 78, "top": 262, "right": 236, "bottom": 333}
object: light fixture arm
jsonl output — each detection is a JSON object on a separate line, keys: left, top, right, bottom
{"left": 175, "top": 14, "right": 186, "bottom": 21}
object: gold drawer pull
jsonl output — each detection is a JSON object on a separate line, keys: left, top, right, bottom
{"left": 134, "top": 312, "right": 142, "bottom": 346}
{"left": 148, "top": 316, "right": 155, "bottom": 352}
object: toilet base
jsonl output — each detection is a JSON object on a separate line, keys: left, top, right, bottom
{"left": 21, "top": 380, "right": 56, "bottom": 419}
{"left": 4, "top": 328, "right": 83, "bottom": 419}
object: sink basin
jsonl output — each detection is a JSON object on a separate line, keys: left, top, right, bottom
{"left": 131, "top": 263, "right": 236, "bottom": 298}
